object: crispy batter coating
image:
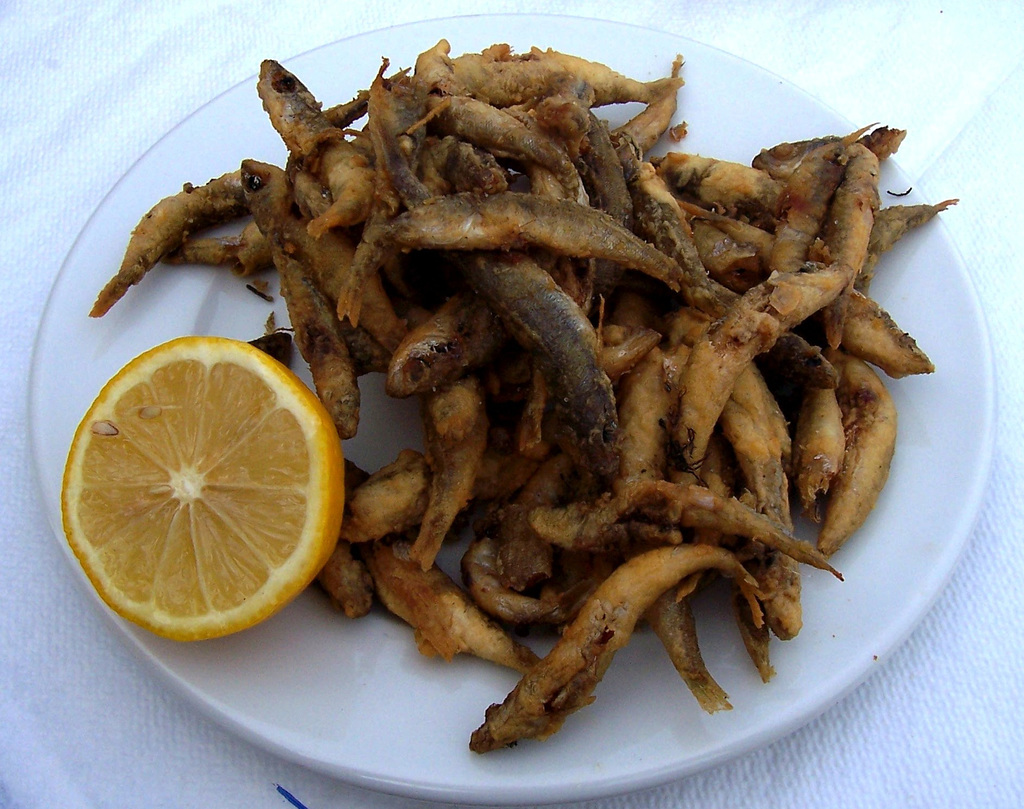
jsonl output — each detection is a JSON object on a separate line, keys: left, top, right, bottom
{"left": 719, "top": 363, "right": 793, "bottom": 529}
{"left": 461, "top": 533, "right": 592, "bottom": 626}
{"left": 163, "top": 220, "right": 272, "bottom": 277}
{"left": 655, "top": 152, "right": 782, "bottom": 227}
{"left": 428, "top": 95, "right": 582, "bottom": 199}
{"left": 626, "top": 160, "right": 738, "bottom": 317}
{"left": 382, "top": 192, "right": 683, "bottom": 287}
{"left": 257, "top": 59, "right": 377, "bottom": 233}
{"left": 527, "top": 478, "right": 838, "bottom": 575}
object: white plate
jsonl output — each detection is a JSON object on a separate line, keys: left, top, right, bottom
{"left": 29, "top": 14, "right": 994, "bottom": 805}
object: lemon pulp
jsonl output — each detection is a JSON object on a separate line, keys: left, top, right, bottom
{"left": 61, "top": 336, "right": 344, "bottom": 640}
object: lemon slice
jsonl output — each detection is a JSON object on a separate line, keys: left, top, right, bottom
{"left": 61, "top": 336, "right": 345, "bottom": 640}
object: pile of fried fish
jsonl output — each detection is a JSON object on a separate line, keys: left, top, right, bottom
{"left": 91, "top": 40, "right": 953, "bottom": 752}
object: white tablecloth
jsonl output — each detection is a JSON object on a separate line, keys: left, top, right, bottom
{"left": 4, "top": 1, "right": 1023, "bottom": 807}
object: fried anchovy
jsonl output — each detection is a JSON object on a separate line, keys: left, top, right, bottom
{"left": 820, "top": 143, "right": 880, "bottom": 347}
{"left": 469, "top": 544, "right": 758, "bottom": 752}
{"left": 461, "top": 533, "right": 594, "bottom": 626}
{"left": 792, "top": 386, "right": 846, "bottom": 520}
{"left": 824, "top": 144, "right": 881, "bottom": 270}
{"left": 840, "top": 290, "right": 934, "bottom": 377}
{"left": 769, "top": 142, "right": 846, "bottom": 275}
{"left": 241, "top": 160, "right": 360, "bottom": 438}
{"left": 428, "top": 95, "right": 582, "bottom": 200}
{"left": 614, "top": 344, "right": 670, "bottom": 486}
{"left": 817, "top": 352, "right": 898, "bottom": 557}
{"left": 719, "top": 363, "right": 793, "bottom": 530}
{"left": 577, "top": 113, "right": 633, "bottom": 296}
{"left": 426, "top": 40, "right": 677, "bottom": 108}
{"left": 672, "top": 262, "right": 856, "bottom": 477}
{"left": 613, "top": 62, "right": 683, "bottom": 153}
{"left": 751, "top": 125, "right": 904, "bottom": 181}
{"left": 418, "top": 39, "right": 593, "bottom": 106}
{"left": 527, "top": 479, "right": 838, "bottom": 575}
{"left": 646, "top": 591, "right": 732, "bottom": 713}
{"left": 90, "top": 170, "right": 248, "bottom": 316}
{"left": 385, "top": 191, "right": 682, "bottom": 287}
{"left": 453, "top": 250, "right": 620, "bottom": 483}
{"left": 386, "top": 292, "right": 506, "bottom": 397}
{"left": 240, "top": 161, "right": 352, "bottom": 297}
{"left": 752, "top": 551, "right": 803, "bottom": 640}
{"left": 257, "top": 59, "right": 376, "bottom": 232}
{"left": 367, "top": 59, "right": 431, "bottom": 209}
{"left": 532, "top": 47, "right": 682, "bottom": 106}
{"left": 626, "top": 160, "right": 739, "bottom": 317}
{"left": 857, "top": 199, "right": 958, "bottom": 292}
{"left": 316, "top": 540, "right": 374, "bottom": 619}
{"left": 654, "top": 152, "right": 782, "bottom": 228}
{"left": 409, "top": 376, "right": 489, "bottom": 570}
{"left": 365, "top": 539, "right": 540, "bottom": 674}
{"left": 240, "top": 159, "right": 391, "bottom": 373}
{"left": 339, "top": 450, "right": 430, "bottom": 544}
{"left": 257, "top": 58, "right": 333, "bottom": 155}
{"left": 163, "top": 220, "right": 272, "bottom": 277}
{"left": 283, "top": 273, "right": 361, "bottom": 440}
